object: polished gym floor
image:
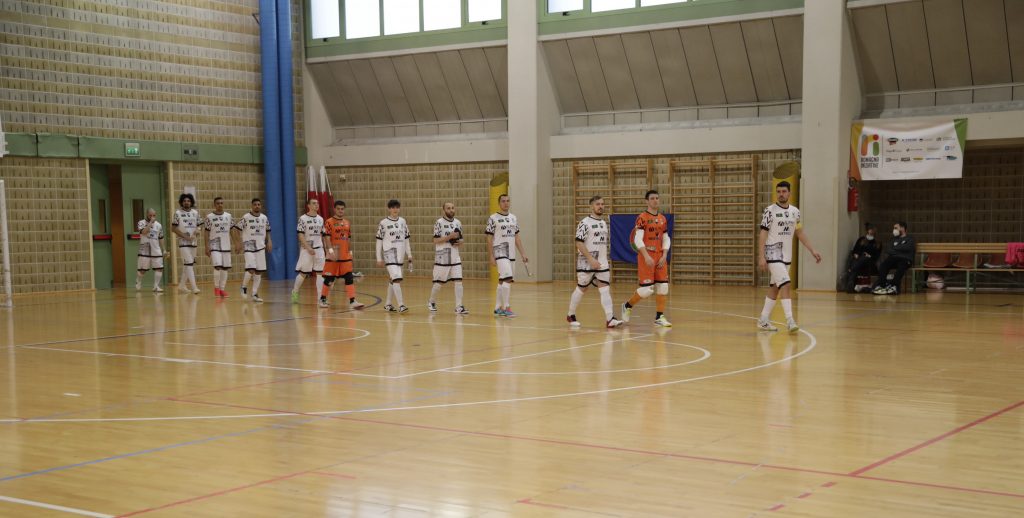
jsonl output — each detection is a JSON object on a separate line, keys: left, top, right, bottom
{"left": 1, "top": 278, "right": 1022, "bottom": 517}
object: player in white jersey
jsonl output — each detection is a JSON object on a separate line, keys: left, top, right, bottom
{"left": 233, "top": 198, "right": 272, "bottom": 303}
{"left": 428, "top": 202, "right": 467, "bottom": 315}
{"left": 292, "top": 198, "right": 327, "bottom": 306}
{"left": 567, "top": 196, "right": 623, "bottom": 328}
{"left": 375, "top": 199, "right": 412, "bottom": 313}
{"left": 135, "top": 208, "right": 167, "bottom": 292}
{"left": 486, "top": 194, "right": 529, "bottom": 318}
{"left": 171, "top": 193, "right": 201, "bottom": 294}
{"left": 204, "top": 197, "right": 235, "bottom": 298}
{"left": 757, "top": 181, "right": 821, "bottom": 332}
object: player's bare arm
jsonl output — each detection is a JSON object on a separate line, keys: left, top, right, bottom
{"left": 758, "top": 229, "right": 769, "bottom": 271}
{"left": 577, "top": 240, "right": 600, "bottom": 270}
{"left": 515, "top": 235, "right": 528, "bottom": 264}
{"left": 795, "top": 228, "right": 822, "bottom": 263}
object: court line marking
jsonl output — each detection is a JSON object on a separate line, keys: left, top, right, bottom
{"left": 0, "top": 325, "right": 817, "bottom": 423}
{"left": 164, "top": 326, "right": 371, "bottom": 347}
{"left": 452, "top": 339, "right": 709, "bottom": 375}
{"left": 0, "top": 495, "right": 113, "bottom": 517}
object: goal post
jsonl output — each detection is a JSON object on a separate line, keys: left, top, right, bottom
{"left": 0, "top": 179, "right": 11, "bottom": 307}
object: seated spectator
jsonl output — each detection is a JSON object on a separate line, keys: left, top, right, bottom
{"left": 841, "top": 223, "right": 881, "bottom": 293}
{"left": 872, "top": 222, "right": 916, "bottom": 295}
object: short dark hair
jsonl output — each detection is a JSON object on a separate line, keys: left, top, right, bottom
{"left": 251, "top": 198, "right": 261, "bottom": 204}
{"left": 776, "top": 181, "right": 791, "bottom": 191}
{"left": 865, "top": 222, "right": 874, "bottom": 230}
{"left": 387, "top": 199, "right": 401, "bottom": 209}
{"left": 178, "top": 193, "right": 195, "bottom": 207}
{"left": 897, "top": 221, "right": 908, "bottom": 231}
{"left": 589, "top": 195, "right": 603, "bottom": 204}
{"left": 498, "top": 194, "right": 509, "bottom": 203}
{"left": 213, "top": 196, "right": 223, "bottom": 203}
{"left": 334, "top": 200, "right": 345, "bottom": 208}
{"left": 645, "top": 190, "right": 659, "bottom": 200}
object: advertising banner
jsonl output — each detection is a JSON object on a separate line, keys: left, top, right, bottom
{"left": 849, "top": 119, "right": 967, "bottom": 181}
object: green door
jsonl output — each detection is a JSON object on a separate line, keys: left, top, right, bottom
{"left": 120, "top": 164, "right": 166, "bottom": 287}
{"left": 90, "top": 165, "right": 113, "bottom": 289}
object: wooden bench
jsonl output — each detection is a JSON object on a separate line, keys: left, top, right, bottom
{"left": 910, "top": 243, "right": 1024, "bottom": 292}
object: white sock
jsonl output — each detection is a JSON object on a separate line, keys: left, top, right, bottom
{"left": 252, "top": 274, "right": 261, "bottom": 296}
{"left": 293, "top": 274, "right": 305, "bottom": 293}
{"left": 386, "top": 283, "right": 393, "bottom": 306}
{"left": 760, "top": 297, "right": 777, "bottom": 321}
{"left": 429, "top": 283, "right": 442, "bottom": 304}
{"left": 242, "top": 272, "right": 252, "bottom": 291}
{"left": 153, "top": 270, "right": 163, "bottom": 288}
{"left": 454, "top": 282, "right": 463, "bottom": 307}
{"left": 781, "top": 299, "right": 793, "bottom": 320}
{"left": 136, "top": 271, "right": 144, "bottom": 285}
{"left": 315, "top": 275, "right": 325, "bottom": 299}
{"left": 213, "top": 269, "right": 221, "bottom": 289}
{"left": 186, "top": 266, "right": 196, "bottom": 289}
{"left": 598, "top": 285, "right": 614, "bottom": 321}
{"left": 502, "top": 283, "right": 511, "bottom": 308}
{"left": 220, "top": 269, "right": 228, "bottom": 289}
{"left": 393, "top": 283, "right": 404, "bottom": 306}
{"left": 179, "top": 268, "right": 188, "bottom": 288}
{"left": 495, "top": 284, "right": 502, "bottom": 310}
{"left": 568, "top": 287, "right": 584, "bottom": 316}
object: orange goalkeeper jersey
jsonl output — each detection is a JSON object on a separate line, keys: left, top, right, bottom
{"left": 324, "top": 217, "right": 352, "bottom": 261}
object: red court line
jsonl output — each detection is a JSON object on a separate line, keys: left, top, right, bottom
{"left": 768, "top": 504, "right": 785, "bottom": 511}
{"left": 848, "top": 400, "right": 1024, "bottom": 476}
{"left": 516, "top": 498, "right": 570, "bottom": 510}
{"left": 796, "top": 492, "right": 812, "bottom": 499}
{"left": 309, "top": 471, "right": 357, "bottom": 480}
{"left": 172, "top": 397, "right": 1024, "bottom": 501}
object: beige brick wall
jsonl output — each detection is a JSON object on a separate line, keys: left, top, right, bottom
{"left": 327, "top": 162, "right": 509, "bottom": 280}
{"left": 0, "top": 157, "right": 91, "bottom": 293}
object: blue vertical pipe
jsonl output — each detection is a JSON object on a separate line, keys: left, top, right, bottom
{"left": 277, "top": 0, "right": 299, "bottom": 275}
{"left": 259, "top": 0, "right": 285, "bottom": 280}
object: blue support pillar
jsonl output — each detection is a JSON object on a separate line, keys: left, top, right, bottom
{"left": 259, "top": 0, "right": 285, "bottom": 279}
{"left": 277, "top": 0, "right": 299, "bottom": 276}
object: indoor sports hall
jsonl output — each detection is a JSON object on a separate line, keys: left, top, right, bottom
{"left": 1, "top": 1, "right": 1023, "bottom": 516}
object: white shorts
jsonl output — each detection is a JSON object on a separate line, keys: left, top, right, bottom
{"left": 211, "top": 250, "right": 232, "bottom": 269}
{"left": 244, "top": 250, "right": 267, "bottom": 272}
{"left": 577, "top": 270, "right": 610, "bottom": 287}
{"left": 137, "top": 256, "right": 164, "bottom": 271}
{"left": 768, "top": 262, "right": 791, "bottom": 287}
{"left": 386, "top": 264, "right": 404, "bottom": 282}
{"left": 295, "top": 248, "right": 325, "bottom": 274}
{"left": 433, "top": 264, "right": 463, "bottom": 283}
{"left": 496, "top": 258, "right": 514, "bottom": 282}
{"left": 179, "top": 246, "right": 197, "bottom": 266}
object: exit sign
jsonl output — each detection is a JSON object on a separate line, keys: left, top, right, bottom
{"left": 125, "top": 143, "right": 140, "bottom": 157}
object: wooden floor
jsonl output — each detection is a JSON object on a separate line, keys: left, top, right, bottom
{"left": 1, "top": 277, "right": 1022, "bottom": 517}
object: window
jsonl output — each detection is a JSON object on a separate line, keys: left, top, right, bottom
{"left": 468, "top": 0, "right": 501, "bottom": 22}
{"left": 591, "top": 0, "right": 635, "bottom": 12}
{"left": 310, "top": 0, "right": 341, "bottom": 39}
{"left": 548, "top": 0, "right": 583, "bottom": 13}
{"left": 384, "top": 0, "right": 419, "bottom": 35}
{"left": 345, "top": 0, "right": 380, "bottom": 38}
{"left": 423, "top": 0, "right": 461, "bottom": 31}
{"left": 641, "top": 0, "right": 688, "bottom": 6}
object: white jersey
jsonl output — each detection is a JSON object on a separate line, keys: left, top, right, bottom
{"left": 171, "top": 208, "right": 200, "bottom": 247}
{"left": 485, "top": 212, "right": 519, "bottom": 260}
{"left": 433, "top": 217, "right": 463, "bottom": 266}
{"left": 760, "top": 203, "right": 801, "bottom": 265}
{"left": 234, "top": 212, "right": 271, "bottom": 252}
{"left": 376, "top": 216, "right": 410, "bottom": 265}
{"left": 575, "top": 215, "right": 609, "bottom": 271}
{"left": 297, "top": 213, "right": 325, "bottom": 249}
{"left": 136, "top": 220, "right": 164, "bottom": 257}
{"left": 204, "top": 212, "right": 233, "bottom": 252}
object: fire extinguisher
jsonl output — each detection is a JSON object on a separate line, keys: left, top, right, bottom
{"left": 847, "top": 177, "right": 859, "bottom": 212}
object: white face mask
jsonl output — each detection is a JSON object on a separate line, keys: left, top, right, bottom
{"left": 893, "top": 229, "right": 901, "bottom": 237}
{"left": 866, "top": 235, "right": 875, "bottom": 241}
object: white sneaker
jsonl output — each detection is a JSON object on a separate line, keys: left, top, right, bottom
{"left": 153, "top": 286, "right": 163, "bottom": 293}
{"left": 318, "top": 298, "right": 329, "bottom": 308}
{"left": 178, "top": 285, "right": 190, "bottom": 293}
{"left": 886, "top": 285, "right": 897, "bottom": 295}
{"left": 606, "top": 318, "right": 624, "bottom": 328}
{"left": 192, "top": 287, "right": 201, "bottom": 294}
{"left": 240, "top": 286, "right": 248, "bottom": 300}
{"left": 567, "top": 315, "right": 581, "bottom": 328}
{"left": 428, "top": 302, "right": 437, "bottom": 312}
{"left": 757, "top": 319, "right": 778, "bottom": 332}
{"left": 654, "top": 315, "right": 672, "bottom": 327}
{"left": 398, "top": 305, "right": 409, "bottom": 313}
{"left": 252, "top": 294, "right": 264, "bottom": 303}
{"left": 455, "top": 305, "right": 469, "bottom": 315}
{"left": 384, "top": 304, "right": 396, "bottom": 312}
{"left": 349, "top": 300, "right": 365, "bottom": 310}
{"left": 787, "top": 319, "right": 800, "bottom": 333}
{"left": 135, "top": 280, "right": 142, "bottom": 290}
{"left": 620, "top": 303, "right": 631, "bottom": 323}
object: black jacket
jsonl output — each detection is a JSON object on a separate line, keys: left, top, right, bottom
{"left": 887, "top": 234, "right": 916, "bottom": 263}
{"left": 851, "top": 237, "right": 881, "bottom": 259}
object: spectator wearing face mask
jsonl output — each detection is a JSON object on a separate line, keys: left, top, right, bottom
{"left": 841, "top": 223, "right": 881, "bottom": 293}
{"left": 872, "top": 222, "right": 916, "bottom": 295}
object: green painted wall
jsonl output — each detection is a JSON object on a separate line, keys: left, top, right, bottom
{"left": 120, "top": 163, "right": 166, "bottom": 287}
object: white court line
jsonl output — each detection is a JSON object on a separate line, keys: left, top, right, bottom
{"left": 16, "top": 345, "right": 383, "bottom": 378}
{"left": 165, "top": 326, "right": 370, "bottom": 347}
{"left": 0, "top": 495, "right": 112, "bottom": 517}
{"left": 396, "top": 333, "right": 655, "bottom": 379}
{"left": 2, "top": 323, "right": 818, "bottom": 424}
{"left": 453, "top": 339, "right": 710, "bottom": 375}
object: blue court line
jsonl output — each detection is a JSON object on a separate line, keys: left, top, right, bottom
{"left": 0, "top": 387, "right": 452, "bottom": 484}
